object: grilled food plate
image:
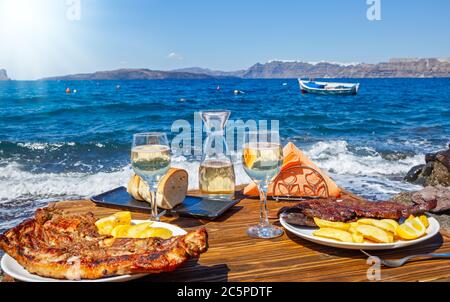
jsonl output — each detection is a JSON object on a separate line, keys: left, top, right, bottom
{"left": 1, "top": 220, "right": 186, "bottom": 282}
{"left": 280, "top": 216, "right": 440, "bottom": 250}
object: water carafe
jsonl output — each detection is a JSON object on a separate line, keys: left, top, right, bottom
{"left": 199, "top": 110, "right": 236, "bottom": 200}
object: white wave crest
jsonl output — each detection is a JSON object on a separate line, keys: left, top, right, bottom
{"left": 0, "top": 162, "right": 132, "bottom": 201}
{"left": 304, "top": 140, "right": 424, "bottom": 176}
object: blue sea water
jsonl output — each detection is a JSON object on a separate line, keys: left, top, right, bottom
{"left": 0, "top": 78, "right": 449, "bottom": 231}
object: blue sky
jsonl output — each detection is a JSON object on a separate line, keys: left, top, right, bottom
{"left": 1, "top": 0, "right": 449, "bottom": 79}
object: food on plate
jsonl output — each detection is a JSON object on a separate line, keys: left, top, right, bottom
{"left": 127, "top": 168, "right": 188, "bottom": 209}
{"left": 310, "top": 215, "right": 429, "bottom": 244}
{"left": 95, "top": 211, "right": 132, "bottom": 235}
{"left": 313, "top": 217, "right": 350, "bottom": 231}
{"left": 355, "top": 225, "right": 394, "bottom": 243}
{"left": 357, "top": 218, "right": 396, "bottom": 235}
{"left": 0, "top": 207, "right": 208, "bottom": 280}
{"left": 279, "top": 196, "right": 436, "bottom": 227}
{"left": 313, "top": 228, "right": 353, "bottom": 243}
{"left": 381, "top": 219, "right": 400, "bottom": 231}
{"left": 351, "top": 232, "right": 364, "bottom": 243}
{"left": 96, "top": 212, "right": 173, "bottom": 239}
{"left": 397, "top": 217, "right": 427, "bottom": 240}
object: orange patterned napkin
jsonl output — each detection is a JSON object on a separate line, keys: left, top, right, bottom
{"left": 243, "top": 142, "right": 341, "bottom": 198}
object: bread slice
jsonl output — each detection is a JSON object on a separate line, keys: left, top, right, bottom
{"left": 128, "top": 169, "right": 188, "bottom": 210}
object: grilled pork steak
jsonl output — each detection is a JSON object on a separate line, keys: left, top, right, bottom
{"left": 280, "top": 197, "right": 437, "bottom": 227}
{"left": 0, "top": 207, "right": 208, "bottom": 280}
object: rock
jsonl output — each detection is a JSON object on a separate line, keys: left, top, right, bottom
{"left": 391, "top": 187, "right": 450, "bottom": 235}
{"left": 426, "top": 161, "right": 450, "bottom": 187}
{"left": 404, "top": 164, "right": 425, "bottom": 182}
{"left": 391, "top": 192, "right": 414, "bottom": 206}
{"left": 436, "top": 150, "right": 450, "bottom": 171}
{"left": 405, "top": 144, "right": 450, "bottom": 187}
{"left": 412, "top": 186, "right": 450, "bottom": 213}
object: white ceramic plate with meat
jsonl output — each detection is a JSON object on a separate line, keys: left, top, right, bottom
{"left": 1, "top": 221, "right": 186, "bottom": 282}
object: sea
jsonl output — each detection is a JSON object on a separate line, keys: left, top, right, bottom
{"left": 0, "top": 78, "right": 449, "bottom": 233}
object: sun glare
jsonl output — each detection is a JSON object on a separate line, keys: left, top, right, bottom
{"left": 0, "top": 0, "right": 58, "bottom": 41}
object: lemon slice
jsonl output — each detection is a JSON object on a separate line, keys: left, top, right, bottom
{"left": 243, "top": 148, "right": 258, "bottom": 169}
{"left": 397, "top": 217, "right": 426, "bottom": 240}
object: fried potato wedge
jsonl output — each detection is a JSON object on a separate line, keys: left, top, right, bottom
{"left": 356, "top": 225, "right": 394, "bottom": 243}
{"left": 313, "top": 228, "right": 353, "bottom": 243}
{"left": 313, "top": 218, "right": 351, "bottom": 231}
{"left": 352, "top": 232, "right": 364, "bottom": 243}
{"left": 357, "top": 218, "right": 396, "bottom": 235}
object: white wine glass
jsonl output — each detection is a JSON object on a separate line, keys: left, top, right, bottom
{"left": 131, "top": 132, "right": 171, "bottom": 221}
{"left": 242, "top": 130, "right": 284, "bottom": 239}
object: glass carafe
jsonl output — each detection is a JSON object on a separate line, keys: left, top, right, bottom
{"left": 199, "top": 110, "right": 236, "bottom": 200}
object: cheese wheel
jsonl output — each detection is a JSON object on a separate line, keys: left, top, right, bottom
{"left": 128, "top": 168, "right": 188, "bottom": 210}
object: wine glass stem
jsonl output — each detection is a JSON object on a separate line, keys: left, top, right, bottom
{"left": 148, "top": 181, "right": 159, "bottom": 221}
{"left": 258, "top": 181, "right": 270, "bottom": 227}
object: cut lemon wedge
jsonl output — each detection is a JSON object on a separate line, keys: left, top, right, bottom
{"left": 397, "top": 217, "right": 426, "bottom": 240}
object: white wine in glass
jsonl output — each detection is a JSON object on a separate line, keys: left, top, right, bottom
{"left": 131, "top": 133, "right": 171, "bottom": 221}
{"left": 242, "top": 131, "right": 284, "bottom": 239}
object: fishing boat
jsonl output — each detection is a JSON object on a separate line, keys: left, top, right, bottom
{"left": 298, "top": 79, "right": 360, "bottom": 95}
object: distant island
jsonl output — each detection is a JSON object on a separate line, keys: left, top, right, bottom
{"left": 0, "top": 69, "right": 10, "bottom": 81}
{"left": 32, "top": 57, "right": 450, "bottom": 80}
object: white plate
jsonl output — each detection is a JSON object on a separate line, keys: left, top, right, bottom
{"left": 280, "top": 216, "right": 440, "bottom": 250}
{"left": 1, "top": 220, "right": 187, "bottom": 282}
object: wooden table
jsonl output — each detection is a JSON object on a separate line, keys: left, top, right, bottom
{"left": 37, "top": 196, "right": 450, "bottom": 282}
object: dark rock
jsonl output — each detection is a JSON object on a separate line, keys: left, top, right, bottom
{"left": 404, "top": 164, "right": 425, "bottom": 182}
{"left": 425, "top": 153, "right": 437, "bottom": 163}
{"left": 435, "top": 150, "right": 450, "bottom": 171}
{"left": 422, "top": 162, "right": 434, "bottom": 177}
{"left": 426, "top": 161, "right": 450, "bottom": 187}
{"left": 405, "top": 145, "right": 450, "bottom": 187}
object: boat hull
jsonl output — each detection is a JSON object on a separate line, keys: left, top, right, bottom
{"left": 299, "top": 79, "right": 359, "bottom": 95}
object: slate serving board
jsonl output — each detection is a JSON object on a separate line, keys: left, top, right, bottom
{"left": 91, "top": 187, "right": 242, "bottom": 220}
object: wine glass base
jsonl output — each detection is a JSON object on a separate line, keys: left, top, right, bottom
{"left": 246, "top": 224, "right": 284, "bottom": 239}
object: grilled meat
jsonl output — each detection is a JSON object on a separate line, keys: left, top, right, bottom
{"left": 0, "top": 207, "right": 208, "bottom": 280}
{"left": 280, "top": 197, "right": 437, "bottom": 227}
